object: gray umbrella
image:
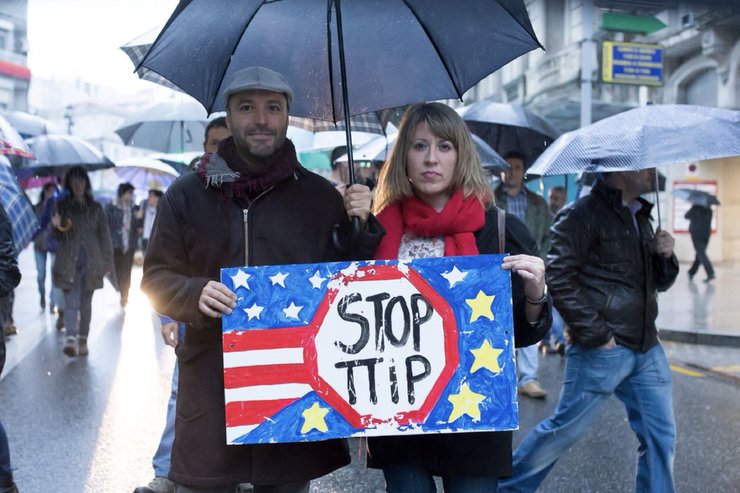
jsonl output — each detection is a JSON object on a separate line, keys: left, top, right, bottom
{"left": 2, "top": 111, "right": 63, "bottom": 139}
{"left": 457, "top": 101, "right": 561, "bottom": 167}
{"left": 528, "top": 104, "right": 740, "bottom": 175}
{"left": 672, "top": 188, "right": 720, "bottom": 207}
{"left": 21, "top": 134, "right": 114, "bottom": 178}
{"left": 115, "top": 100, "right": 208, "bottom": 154}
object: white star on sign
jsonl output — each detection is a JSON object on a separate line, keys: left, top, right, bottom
{"left": 283, "top": 302, "right": 303, "bottom": 319}
{"left": 270, "top": 272, "right": 289, "bottom": 287}
{"left": 441, "top": 266, "right": 467, "bottom": 287}
{"left": 309, "top": 271, "right": 326, "bottom": 289}
{"left": 230, "top": 269, "right": 251, "bottom": 290}
{"left": 244, "top": 303, "right": 264, "bottom": 320}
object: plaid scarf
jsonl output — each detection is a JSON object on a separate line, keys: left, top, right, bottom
{"left": 197, "top": 137, "right": 300, "bottom": 198}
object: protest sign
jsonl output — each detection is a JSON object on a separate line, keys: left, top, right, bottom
{"left": 221, "top": 254, "right": 517, "bottom": 444}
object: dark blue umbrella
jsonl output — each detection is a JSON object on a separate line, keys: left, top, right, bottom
{"left": 20, "top": 134, "right": 114, "bottom": 178}
{"left": 456, "top": 101, "right": 561, "bottom": 168}
{"left": 672, "top": 188, "right": 720, "bottom": 207}
{"left": 135, "top": 0, "right": 542, "bottom": 185}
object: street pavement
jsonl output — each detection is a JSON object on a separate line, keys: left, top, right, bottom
{"left": 1, "top": 247, "right": 739, "bottom": 492}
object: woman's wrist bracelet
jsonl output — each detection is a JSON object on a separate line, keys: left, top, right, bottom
{"left": 525, "top": 284, "right": 548, "bottom": 305}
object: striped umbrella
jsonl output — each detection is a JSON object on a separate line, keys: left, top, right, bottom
{"left": 1, "top": 136, "right": 35, "bottom": 160}
{"left": 0, "top": 155, "right": 38, "bottom": 252}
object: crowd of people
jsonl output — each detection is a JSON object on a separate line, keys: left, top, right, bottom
{"left": 1, "top": 65, "right": 696, "bottom": 493}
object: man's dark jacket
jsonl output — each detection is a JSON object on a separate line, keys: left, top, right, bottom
{"left": 685, "top": 205, "right": 712, "bottom": 242}
{"left": 547, "top": 181, "right": 678, "bottom": 351}
{"left": 141, "top": 158, "right": 382, "bottom": 487}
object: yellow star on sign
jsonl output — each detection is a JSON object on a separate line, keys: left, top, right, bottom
{"left": 466, "top": 290, "right": 495, "bottom": 322}
{"left": 470, "top": 340, "right": 504, "bottom": 374}
{"left": 300, "top": 402, "right": 329, "bottom": 434}
{"left": 447, "top": 383, "right": 486, "bottom": 422}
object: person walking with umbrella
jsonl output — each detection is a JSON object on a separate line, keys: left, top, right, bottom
{"left": 106, "top": 182, "right": 140, "bottom": 308}
{"left": 0, "top": 202, "right": 21, "bottom": 493}
{"left": 141, "top": 66, "right": 382, "bottom": 492}
{"left": 52, "top": 166, "right": 113, "bottom": 357}
{"left": 685, "top": 202, "right": 715, "bottom": 283}
{"left": 499, "top": 169, "right": 679, "bottom": 493}
{"left": 367, "top": 102, "right": 550, "bottom": 492}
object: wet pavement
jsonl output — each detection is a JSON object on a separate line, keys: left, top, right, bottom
{"left": 1, "top": 248, "right": 739, "bottom": 492}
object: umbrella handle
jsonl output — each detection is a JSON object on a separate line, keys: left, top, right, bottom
{"left": 331, "top": 217, "right": 362, "bottom": 254}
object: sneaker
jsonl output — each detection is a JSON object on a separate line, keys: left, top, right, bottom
{"left": 704, "top": 275, "right": 716, "bottom": 283}
{"left": 518, "top": 380, "right": 547, "bottom": 399}
{"left": 2, "top": 323, "right": 17, "bottom": 336}
{"left": 63, "top": 336, "right": 77, "bottom": 357}
{"left": 78, "top": 337, "right": 89, "bottom": 356}
{"left": 133, "top": 476, "right": 175, "bottom": 493}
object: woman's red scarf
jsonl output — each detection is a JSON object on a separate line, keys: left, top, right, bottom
{"left": 375, "top": 191, "right": 485, "bottom": 260}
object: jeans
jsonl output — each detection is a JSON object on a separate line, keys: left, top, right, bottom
{"left": 688, "top": 237, "right": 714, "bottom": 279}
{"left": 499, "top": 343, "right": 676, "bottom": 493}
{"left": 64, "top": 252, "right": 94, "bottom": 338}
{"left": 34, "top": 249, "right": 56, "bottom": 307}
{"left": 153, "top": 361, "right": 178, "bottom": 477}
{"left": 383, "top": 464, "right": 499, "bottom": 493}
{"left": 516, "top": 345, "right": 539, "bottom": 386}
{"left": 0, "top": 338, "right": 12, "bottom": 485}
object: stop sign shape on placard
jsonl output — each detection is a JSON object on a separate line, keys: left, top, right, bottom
{"left": 312, "top": 264, "right": 459, "bottom": 428}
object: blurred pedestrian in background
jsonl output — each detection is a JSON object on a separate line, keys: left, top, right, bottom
{"left": 106, "top": 182, "right": 140, "bottom": 308}
{"left": 500, "top": 169, "right": 678, "bottom": 493}
{"left": 547, "top": 185, "right": 566, "bottom": 217}
{"left": 138, "top": 185, "right": 163, "bottom": 255}
{"left": 33, "top": 183, "right": 59, "bottom": 312}
{"left": 368, "top": 102, "right": 550, "bottom": 492}
{"left": 494, "top": 150, "right": 551, "bottom": 399}
{"left": 0, "top": 202, "right": 21, "bottom": 493}
{"left": 52, "top": 166, "right": 113, "bottom": 357}
{"left": 685, "top": 204, "right": 715, "bottom": 283}
{"left": 135, "top": 116, "right": 231, "bottom": 493}
{"left": 542, "top": 184, "right": 568, "bottom": 355}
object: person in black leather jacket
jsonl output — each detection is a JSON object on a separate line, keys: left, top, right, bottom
{"left": 500, "top": 169, "right": 679, "bottom": 493}
{"left": 0, "top": 203, "right": 21, "bottom": 493}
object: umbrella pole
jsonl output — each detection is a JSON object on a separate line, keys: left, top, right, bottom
{"left": 334, "top": 0, "right": 356, "bottom": 186}
{"left": 654, "top": 171, "right": 662, "bottom": 230}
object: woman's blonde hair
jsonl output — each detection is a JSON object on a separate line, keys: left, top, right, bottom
{"left": 373, "top": 102, "right": 493, "bottom": 213}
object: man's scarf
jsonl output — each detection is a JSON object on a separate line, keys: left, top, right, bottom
{"left": 374, "top": 191, "right": 485, "bottom": 259}
{"left": 197, "top": 137, "right": 300, "bottom": 198}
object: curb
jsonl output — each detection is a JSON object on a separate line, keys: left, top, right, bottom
{"left": 659, "top": 328, "right": 740, "bottom": 348}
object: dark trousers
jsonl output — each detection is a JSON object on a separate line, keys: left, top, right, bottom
{"left": 688, "top": 236, "right": 714, "bottom": 278}
{"left": 0, "top": 332, "right": 12, "bottom": 485}
{"left": 113, "top": 248, "right": 135, "bottom": 305}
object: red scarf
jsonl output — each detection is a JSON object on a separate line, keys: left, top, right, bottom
{"left": 375, "top": 191, "right": 485, "bottom": 260}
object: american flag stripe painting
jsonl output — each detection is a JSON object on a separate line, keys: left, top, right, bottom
{"left": 221, "top": 255, "right": 518, "bottom": 445}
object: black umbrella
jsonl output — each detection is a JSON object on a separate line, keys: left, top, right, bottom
{"left": 19, "top": 134, "right": 114, "bottom": 178}
{"left": 672, "top": 188, "right": 720, "bottom": 207}
{"left": 135, "top": 0, "right": 542, "bottom": 186}
{"left": 456, "top": 101, "right": 561, "bottom": 167}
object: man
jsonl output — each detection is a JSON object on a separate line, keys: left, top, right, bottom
{"left": 141, "top": 66, "right": 381, "bottom": 492}
{"left": 139, "top": 186, "right": 164, "bottom": 255}
{"left": 499, "top": 169, "right": 679, "bottom": 493}
{"left": 494, "top": 150, "right": 550, "bottom": 398}
{"left": 685, "top": 203, "right": 715, "bottom": 282}
{"left": 106, "top": 182, "right": 139, "bottom": 308}
{"left": 548, "top": 185, "right": 566, "bottom": 217}
{"left": 0, "top": 203, "right": 21, "bottom": 493}
{"left": 135, "top": 117, "right": 233, "bottom": 493}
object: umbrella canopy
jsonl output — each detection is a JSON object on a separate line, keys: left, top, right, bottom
{"left": 113, "top": 156, "right": 181, "bottom": 192}
{"left": 528, "top": 104, "right": 740, "bottom": 176}
{"left": 0, "top": 114, "right": 33, "bottom": 162}
{"left": 457, "top": 101, "right": 561, "bottom": 167}
{"left": 336, "top": 131, "right": 509, "bottom": 172}
{"left": 21, "top": 134, "right": 115, "bottom": 178}
{"left": 115, "top": 100, "right": 209, "bottom": 154}
{"left": 136, "top": 0, "right": 542, "bottom": 121}
{"left": 672, "top": 188, "right": 720, "bottom": 207}
{"left": 0, "top": 155, "right": 39, "bottom": 252}
{"left": 2, "top": 111, "right": 63, "bottom": 139}
{"left": 288, "top": 112, "right": 387, "bottom": 151}
{"left": 1, "top": 136, "right": 35, "bottom": 160}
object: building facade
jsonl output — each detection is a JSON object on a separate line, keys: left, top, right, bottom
{"left": 0, "top": 0, "right": 30, "bottom": 111}
{"left": 464, "top": 0, "right": 740, "bottom": 262}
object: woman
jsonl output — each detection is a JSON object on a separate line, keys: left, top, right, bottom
{"left": 52, "top": 166, "right": 113, "bottom": 357}
{"left": 367, "top": 102, "right": 551, "bottom": 492}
